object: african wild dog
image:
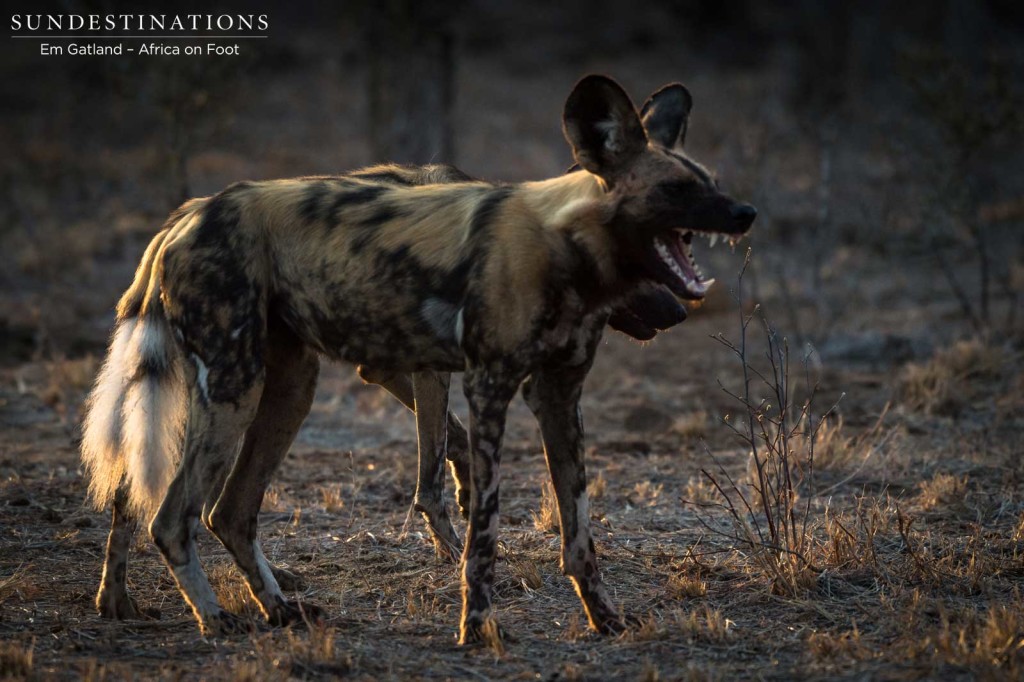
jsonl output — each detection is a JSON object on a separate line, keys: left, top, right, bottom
{"left": 87, "top": 170, "right": 687, "bottom": 621}
{"left": 86, "top": 85, "right": 695, "bottom": 622}
{"left": 81, "top": 75, "right": 755, "bottom": 641}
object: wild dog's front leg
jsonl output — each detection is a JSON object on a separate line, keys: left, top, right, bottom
{"left": 411, "top": 371, "right": 462, "bottom": 560}
{"left": 459, "top": 366, "right": 521, "bottom": 645}
{"left": 522, "top": 369, "right": 625, "bottom": 635}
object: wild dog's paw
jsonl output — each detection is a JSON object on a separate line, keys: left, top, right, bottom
{"left": 426, "top": 519, "right": 463, "bottom": 564}
{"left": 267, "top": 598, "right": 326, "bottom": 628}
{"left": 271, "top": 565, "right": 306, "bottom": 592}
{"left": 200, "top": 610, "right": 253, "bottom": 637}
{"left": 586, "top": 608, "right": 632, "bottom": 635}
{"left": 96, "top": 590, "right": 161, "bottom": 621}
{"left": 459, "top": 615, "right": 506, "bottom": 650}
{"left": 432, "top": 534, "right": 463, "bottom": 564}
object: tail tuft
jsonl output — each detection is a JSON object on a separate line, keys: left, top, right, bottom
{"left": 81, "top": 315, "right": 187, "bottom": 521}
{"left": 81, "top": 319, "right": 138, "bottom": 510}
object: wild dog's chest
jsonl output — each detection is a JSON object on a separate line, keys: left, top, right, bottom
{"left": 462, "top": 289, "right": 604, "bottom": 371}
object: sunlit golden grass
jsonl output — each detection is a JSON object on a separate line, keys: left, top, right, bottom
{"left": 532, "top": 480, "right": 559, "bottom": 534}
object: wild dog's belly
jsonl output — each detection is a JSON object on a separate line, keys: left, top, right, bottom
{"left": 273, "top": 269, "right": 466, "bottom": 373}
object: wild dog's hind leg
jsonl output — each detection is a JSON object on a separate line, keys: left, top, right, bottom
{"left": 357, "top": 365, "right": 472, "bottom": 521}
{"left": 149, "top": 370, "right": 265, "bottom": 636}
{"left": 196, "top": 446, "right": 304, "bottom": 592}
{"left": 523, "top": 363, "right": 626, "bottom": 635}
{"left": 96, "top": 486, "right": 158, "bottom": 620}
{"left": 410, "top": 371, "right": 462, "bottom": 560}
{"left": 205, "top": 324, "right": 321, "bottom": 626}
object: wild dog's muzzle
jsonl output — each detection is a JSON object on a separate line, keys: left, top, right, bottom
{"left": 646, "top": 198, "right": 757, "bottom": 300}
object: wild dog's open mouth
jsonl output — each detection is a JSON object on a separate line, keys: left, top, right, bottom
{"left": 649, "top": 229, "right": 726, "bottom": 300}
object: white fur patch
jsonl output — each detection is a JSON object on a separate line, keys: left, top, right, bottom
{"left": 254, "top": 541, "right": 284, "bottom": 601}
{"left": 192, "top": 353, "right": 210, "bottom": 404}
{"left": 421, "top": 298, "right": 461, "bottom": 342}
{"left": 81, "top": 319, "right": 137, "bottom": 509}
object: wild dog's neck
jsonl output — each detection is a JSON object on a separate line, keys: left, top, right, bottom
{"left": 520, "top": 171, "right": 624, "bottom": 307}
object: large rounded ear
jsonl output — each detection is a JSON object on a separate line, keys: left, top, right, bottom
{"left": 640, "top": 83, "right": 693, "bottom": 150}
{"left": 562, "top": 75, "right": 647, "bottom": 178}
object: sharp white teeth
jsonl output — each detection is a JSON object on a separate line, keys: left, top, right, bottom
{"left": 654, "top": 238, "right": 686, "bottom": 281}
{"left": 703, "top": 277, "right": 715, "bottom": 289}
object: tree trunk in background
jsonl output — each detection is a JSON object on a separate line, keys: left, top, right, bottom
{"left": 366, "top": 1, "right": 457, "bottom": 165}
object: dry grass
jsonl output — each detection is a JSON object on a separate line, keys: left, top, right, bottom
{"left": 319, "top": 485, "right": 346, "bottom": 513}
{"left": 917, "top": 472, "right": 968, "bottom": 511}
{"left": 532, "top": 480, "right": 559, "bottom": 534}
{"left": 683, "top": 475, "right": 721, "bottom": 505}
{"left": 897, "top": 338, "right": 1008, "bottom": 415}
{"left": 673, "top": 605, "right": 734, "bottom": 643}
{"left": 36, "top": 354, "right": 98, "bottom": 425}
{"left": 667, "top": 572, "right": 708, "bottom": 599}
{"left": 0, "top": 638, "right": 34, "bottom": 679}
{"left": 2, "top": 323, "right": 1021, "bottom": 679}
{"left": 806, "top": 626, "right": 868, "bottom": 661}
{"left": 673, "top": 410, "right": 709, "bottom": 439}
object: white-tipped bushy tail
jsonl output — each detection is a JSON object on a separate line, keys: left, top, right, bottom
{"left": 81, "top": 319, "right": 137, "bottom": 509}
{"left": 82, "top": 314, "right": 187, "bottom": 521}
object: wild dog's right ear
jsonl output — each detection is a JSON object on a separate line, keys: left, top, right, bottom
{"left": 640, "top": 83, "right": 693, "bottom": 150}
{"left": 563, "top": 75, "right": 647, "bottom": 178}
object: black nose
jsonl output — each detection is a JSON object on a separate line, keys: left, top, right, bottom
{"left": 731, "top": 203, "right": 757, "bottom": 230}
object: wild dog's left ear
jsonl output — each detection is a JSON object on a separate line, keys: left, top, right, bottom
{"left": 640, "top": 83, "right": 693, "bottom": 150}
{"left": 563, "top": 75, "right": 647, "bottom": 178}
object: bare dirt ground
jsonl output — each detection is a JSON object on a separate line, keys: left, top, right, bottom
{"left": 2, "top": 4, "right": 1023, "bottom": 680}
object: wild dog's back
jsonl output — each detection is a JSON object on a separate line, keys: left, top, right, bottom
{"left": 154, "top": 174, "right": 566, "bottom": 372}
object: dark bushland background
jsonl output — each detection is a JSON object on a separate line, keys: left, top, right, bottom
{"left": 2, "top": 0, "right": 1021, "bottom": 365}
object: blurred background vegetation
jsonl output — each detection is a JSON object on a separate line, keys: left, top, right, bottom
{"left": 1, "top": 0, "right": 1022, "bottom": 368}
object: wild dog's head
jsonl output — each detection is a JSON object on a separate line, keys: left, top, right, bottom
{"left": 563, "top": 75, "right": 756, "bottom": 300}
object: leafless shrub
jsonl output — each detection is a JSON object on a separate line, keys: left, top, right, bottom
{"left": 689, "top": 249, "right": 841, "bottom": 595}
